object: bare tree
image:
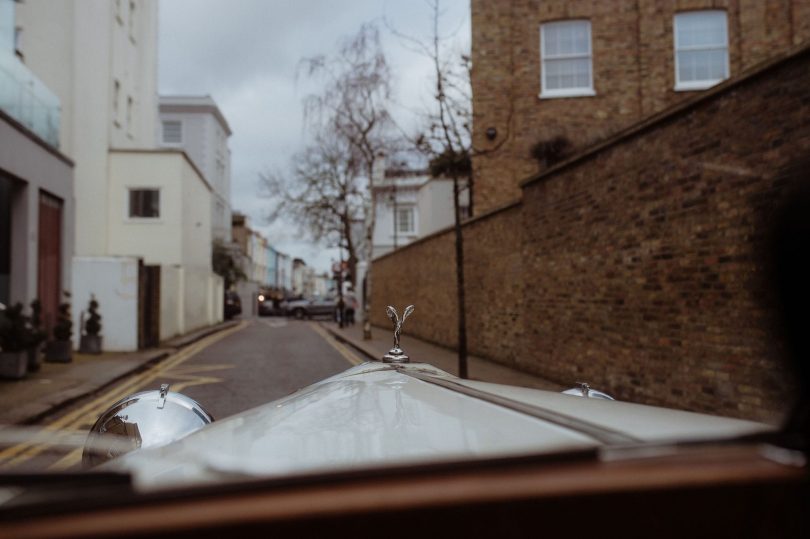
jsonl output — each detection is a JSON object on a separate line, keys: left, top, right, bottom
{"left": 389, "top": 0, "right": 512, "bottom": 378}
{"left": 260, "top": 135, "right": 364, "bottom": 283}
{"left": 300, "top": 23, "right": 394, "bottom": 340}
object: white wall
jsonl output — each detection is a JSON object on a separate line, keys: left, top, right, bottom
{"left": 373, "top": 185, "right": 420, "bottom": 258}
{"left": 158, "top": 100, "right": 232, "bottom": 242}
{"left": 17, "top": 0, "right": 159, "bottom": 257}
{"left": 181, "top": 155, "right": 212, "bottom": 269}
{"left": 108, "top": 150, "right": 212, "bottom": 269}
{"left": 160, "top": 265, "right": 223, "bottom": 340}
{"left": 108, "top": 151, "right": 184, "bottom": 265}
{"left": 72, "top": 256, "right": 139, "bottom": 351}
{"left": 417, "top": 178, "right": 468, "bottom": 237}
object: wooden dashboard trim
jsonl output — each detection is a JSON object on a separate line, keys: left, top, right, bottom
{"left": 1, "top": 443, "right": 806, "bottom": 539}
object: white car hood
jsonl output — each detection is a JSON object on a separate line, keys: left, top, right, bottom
{"left": 108, "top": 362, "right": 768, "bottom": 491}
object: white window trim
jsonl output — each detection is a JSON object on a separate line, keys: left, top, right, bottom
{"left": 161, "top": 119, "right": 183, "bottom": 145}
{"left": 125, "top": 187, "right": 162, "bottom": 222}
{"left": 673, "top": 10, "right": 729, "bottom": 92}
{"left": 395, "top": 206, "right": 417, "bottom": 236}
{"left": 539, "top": 20, "right": 595, "bottom": 99}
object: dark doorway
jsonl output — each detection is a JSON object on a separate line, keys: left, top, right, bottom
{"left": 38, "top": 191, "right": 62, "bottom": 333}
{"left": 138, "top": 263, "right": 161, "bottom": 349}
{"left": 0, "top": 175, "right": 11, "bottom": 306}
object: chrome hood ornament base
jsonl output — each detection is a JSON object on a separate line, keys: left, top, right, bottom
{"left": 383, "top": 305, "right": 414, "bottom": 363}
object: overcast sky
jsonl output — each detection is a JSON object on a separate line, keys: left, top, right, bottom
{"left": 158, "top": 0, "right": 470, "bottom": 273}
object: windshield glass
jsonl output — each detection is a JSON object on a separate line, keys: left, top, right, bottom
{"left": 0, "top": 0, "right": 807, "bottom": 520}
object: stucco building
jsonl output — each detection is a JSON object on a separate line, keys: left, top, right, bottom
{"left": 15, "top": 0, "right": 222, "bottom": 349}
{"left": 0, "top": 0, "right": 73, "bottom": 330}
{"left": 471, "top": 0, "right": 810, "bottom": 213}
{"left": 159, "top": 95, "right": 232, "bottom": 242}
{"left": 372, "top": 158, "right": 469, "bottom": 259}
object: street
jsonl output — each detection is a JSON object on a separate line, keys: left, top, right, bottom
{"left": 0, "top": 318, "right": 364, "bottom": 472}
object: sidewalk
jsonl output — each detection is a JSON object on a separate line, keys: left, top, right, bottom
{"left": 321, "top": 322, "right": 564, "bottom": 392}
{"left": 0, "top": 320, "right": 239, "bottom": 425}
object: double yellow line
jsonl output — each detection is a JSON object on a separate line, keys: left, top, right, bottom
{"left": 0, "top": 321, "right": 247, "bottom": 470}
{"left": 309, "top": 322, "right": 365, "bottom": 366}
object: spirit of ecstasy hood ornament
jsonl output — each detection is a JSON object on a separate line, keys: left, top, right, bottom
{"left": 382, "top": 305, "right": 414, "bottom": 363}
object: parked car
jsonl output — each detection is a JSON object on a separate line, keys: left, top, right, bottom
{"left": 223, "top": 291, "right": 241, "bottom": 320}
{"left": 257, "top": 294, "right": 285, "bottom": 317}
{"left": 282, "top": 295, "right": 338, "bottom": 319}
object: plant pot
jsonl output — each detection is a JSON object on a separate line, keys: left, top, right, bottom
{"left": 27, "top": 346, "right": 42, "bottom": 372}
{"left": 79, "top": 334, "right": 103, "bottom": 354}
{"left": 45, "top": 340, "right": 73, "bottom": 363}
{"left": 0, "top": 350, "right": 28, "bottom": 379}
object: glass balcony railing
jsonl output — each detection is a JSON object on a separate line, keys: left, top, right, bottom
{"left": 0, "top": 52, "right": 60, "bottom": 148}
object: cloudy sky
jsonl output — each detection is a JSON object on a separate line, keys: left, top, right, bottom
{"left": 158, "top": 0, "right": 470, "bottom": 273}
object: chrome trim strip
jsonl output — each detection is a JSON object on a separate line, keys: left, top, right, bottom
{"left": 399, "top": 370, "right": 640, "bottom": 445}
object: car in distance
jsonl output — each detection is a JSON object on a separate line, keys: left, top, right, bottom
{"left": 282, "top": 295, "right": 338, "bottom": 319}
{"left": 223, "top": 291, "right": 241, "bottom": 320}
{"left": 257, "top": 294, "right": 284, "bottom": 316}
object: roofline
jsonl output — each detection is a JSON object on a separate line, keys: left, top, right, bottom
{"left": 109, "top": 148, "right": 213, "bottom": 192}
{"left": 372, "top": 199, "right": 521, "bottom": 263}
{"left": 159, "top": 95, "right": 233, "bottom": 136}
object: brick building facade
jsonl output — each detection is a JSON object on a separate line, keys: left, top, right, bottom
{"left": 372, "top": 44, "right": 810, "bottom": 422}
{"left": 472, "top": 0, "right": 810, "bottom": 213}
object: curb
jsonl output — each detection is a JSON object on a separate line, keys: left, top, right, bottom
{"left": 18, "top": 321, "right": 240, "bottom": 425}
{"left": 19, "top": 349, "right": 170, "bottom": 426}
{"left": 161, "top": 319, "right": 240, "bottom": 348}
{"left": 320, "top": 324, "right": 380, "bottom": 362}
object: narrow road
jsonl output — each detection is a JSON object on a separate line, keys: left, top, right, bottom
{"left": 0, "top": 318, "right": 365, "bottom": 472}
{"left": 172, "top": 317, "right": 362, "bottom": 419}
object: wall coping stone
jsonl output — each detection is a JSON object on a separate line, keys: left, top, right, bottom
{"left": 372, "top": 198, "right": 522, "bottom": 263}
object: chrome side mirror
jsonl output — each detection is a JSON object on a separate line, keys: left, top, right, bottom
{"left": 82, "top": 384, "right": 213, "bottom": 467}
{"left": 562, "top": 382, "right": 615, "bottom": 400}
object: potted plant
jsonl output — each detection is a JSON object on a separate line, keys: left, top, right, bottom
{"left": 0, "top": 302, "right": 30, "bottom": 379}
{"left": 79, "top": 294, "right": 103, "bottom": 354}
{"left": 27, "top": 299, "right": 47, "bottom": 372}
{"left": 46, "top": 292, "right": 73, "bottom": 363}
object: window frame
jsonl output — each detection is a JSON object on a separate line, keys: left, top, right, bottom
{"left": 539, "top": 19, "right": 595, "bottom": 99}
{"left": 395, "top": 206, "right": 416, "bottom": 236}
{"left": 161, "top": 119, "right": 183, "bottom": 145}
{"left": 126, "top": 95, "right": 134, "bottom": 136}
{"left": 673, "top": 10, "right": 729, "bottom": 91}
{"left": 127, "top": 188, "right": 161, "bottom": 221}
{"left": 112, "top": 80, "right": 121, "bottom": 126}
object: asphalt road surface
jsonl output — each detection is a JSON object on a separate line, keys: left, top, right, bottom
{"left": 1, "top": 318, "right": 364, "bottom": 472}
{"left": 173, "top": 317, "right": 360, "bottom": 419}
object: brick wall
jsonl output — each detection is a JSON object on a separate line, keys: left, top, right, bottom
{"left": 472, "top": 0, "right": 810, "bottom": 214}
{"left": 372, "top": 44, "right": 810, "bottom": 422}
{"left": 372, "top": 203, "right": 525, "bottom": 365}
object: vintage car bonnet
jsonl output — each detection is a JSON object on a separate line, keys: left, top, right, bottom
{"left": 90, "top": 306, "right": 770, "bottom": 492}
{"left": 99, "top": 361, "right": 768, "bottom": 492}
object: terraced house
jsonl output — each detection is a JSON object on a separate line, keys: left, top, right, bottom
{"left": 472, "top": 0, "right": 810, "bottom": 212}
